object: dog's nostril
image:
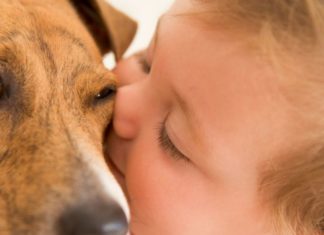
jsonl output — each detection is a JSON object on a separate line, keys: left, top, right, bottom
{"left": 57, "top": 200, "right": 128, "bottom": 235}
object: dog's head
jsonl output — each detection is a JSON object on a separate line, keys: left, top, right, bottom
{"left": 0, "top": 0, "right": 136, "bottom": 234}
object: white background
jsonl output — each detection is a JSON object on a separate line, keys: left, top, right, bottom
{"left": 103, "top": 0, "right": 174, "bottom": 218}
{"left": 104, "top": 0, "right": 174, "bottom": 68}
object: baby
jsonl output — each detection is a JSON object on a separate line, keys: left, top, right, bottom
{"left": 106, "top": 0, "right": 324, "bottom": 234}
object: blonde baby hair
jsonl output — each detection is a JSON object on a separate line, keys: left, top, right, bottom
{"left": 193, "top": 1, "right": 324, "bottom": 234}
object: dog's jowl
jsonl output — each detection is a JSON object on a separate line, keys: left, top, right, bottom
{"left": 0, "top": 0, "right": 136, "bottom": 235}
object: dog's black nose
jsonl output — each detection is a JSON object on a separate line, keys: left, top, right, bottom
{"left": 57, "top": 200, "right": 128, "bottom": 235}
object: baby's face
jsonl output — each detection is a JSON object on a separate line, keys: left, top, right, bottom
{"left": 107, "top": 0, "right": 301, "bottom": 234}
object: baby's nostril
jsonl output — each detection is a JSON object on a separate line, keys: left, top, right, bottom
{"left": 57, "top": 199, "right": 128, "bottom": 235}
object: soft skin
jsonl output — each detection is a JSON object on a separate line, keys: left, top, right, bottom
{"left": 107, "top": 0, "right": 304, "bottom": 234}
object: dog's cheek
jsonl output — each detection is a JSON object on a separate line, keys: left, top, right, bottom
{"left": 83, "top": 102, "right": 114, "bottom": 144}
{"left": 93, "top": 100, "right": 115, "bottom": 127}
{"left": 0, "top": 197, "right": 9, "bottom": 235}
{"left": 0, "top": 114, "right": 12, "bottom": 157}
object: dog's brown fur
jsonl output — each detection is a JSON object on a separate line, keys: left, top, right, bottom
{"left": 0, "top": 0, "right": 136, "bottom": 234}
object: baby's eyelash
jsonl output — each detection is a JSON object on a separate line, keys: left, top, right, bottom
{"left": 157, "top": 122, "right": 190, "bottom": 162}
{"left": 137, "top": 56, "right": 151, "bottom": 74}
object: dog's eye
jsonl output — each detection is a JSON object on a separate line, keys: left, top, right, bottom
{"left": 95, "top": 85, "right": 116, "bottom": 100}
{"left": 0, "top": 81, "right": 4, "bottom": 98}
{"left": 0, "top": 79, "right": 8, "bottom": 100}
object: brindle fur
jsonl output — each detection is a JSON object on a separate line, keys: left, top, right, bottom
{"left": 0, "top": 0, "right": 136, "bottom": 234}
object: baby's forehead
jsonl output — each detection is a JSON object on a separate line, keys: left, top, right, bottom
{"left": 156, "top": 0, "right": 323, "bottom": 118}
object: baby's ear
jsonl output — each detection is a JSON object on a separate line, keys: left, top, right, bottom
{"left": 70, "top": 0, "right": 137, "bottom": 60}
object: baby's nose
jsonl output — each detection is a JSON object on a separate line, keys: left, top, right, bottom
{"left": 113, "top": 54, "right": 147, "bottom": 87}
{"left": 57, "top": 199, "right": 128, "bottom": 235}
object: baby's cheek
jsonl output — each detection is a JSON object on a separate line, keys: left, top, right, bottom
{"left": 125, "top": 143, "right": 187, "bottom": 230}
{"left": 126, "top": 149, "right": 171, "bottom": 211}
{"left": 127, "top": 146, "right": 213, "bottom": 235}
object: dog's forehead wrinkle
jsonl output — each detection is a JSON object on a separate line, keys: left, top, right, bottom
{"left": 33, "top": 32, "right": 57, "bottom": 77}
{"left": 5, "top": 11, "right": 95, "bottom": 81}
{"left": 0, "top": 27, "right": 80, "bottom": 81}
{"left": 52, "top": 26, "right": 91, "bottom": 59}
{"left": 30, "top": 25, "right": 93, "bottom": 69}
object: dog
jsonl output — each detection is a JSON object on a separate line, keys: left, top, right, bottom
{"left": 0, "top": 0, "right": 136, "bottom": 234}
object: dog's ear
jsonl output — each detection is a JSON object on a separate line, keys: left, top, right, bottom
{"left": 70, "top": 0, "right": 137, "bottom": 60}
